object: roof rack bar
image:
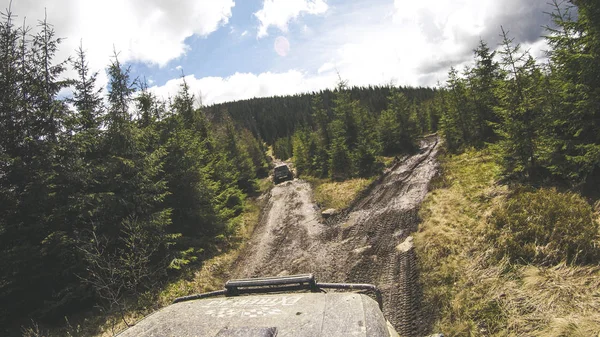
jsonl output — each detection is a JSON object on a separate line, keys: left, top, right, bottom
{"left": 173, "top": 274, "right": 383, "bottom": 310}
{"left": 225, "top": 274, "right": 315, "bottom": 290}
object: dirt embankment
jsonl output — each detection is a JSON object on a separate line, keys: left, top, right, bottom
{"left": 233, "top": 136, "right": 439, "bottom": 336}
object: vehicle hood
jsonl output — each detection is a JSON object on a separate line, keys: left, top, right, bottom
{"left": 118, "top": 292, "right": 390, "bottom": 337}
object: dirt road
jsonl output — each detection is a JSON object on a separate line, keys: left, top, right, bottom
{"left": 233, "top": 136, "right": 439, "bottom": 335}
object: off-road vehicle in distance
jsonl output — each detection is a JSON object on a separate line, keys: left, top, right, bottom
{"left": 273, "top": 163, "right": 293, "bottom": 184}
{"left": 117, "top": 274, "right": 400, "bottom": 337}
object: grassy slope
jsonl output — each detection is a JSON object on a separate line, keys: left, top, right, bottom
{"left": 301, "top": 155, "right": 394, "bottom": 211}
{"left": 416, "top": 148, "right": 600, "bottom": 336}
{"left": 304, "top": 176, "right": 374, "bottom": 210}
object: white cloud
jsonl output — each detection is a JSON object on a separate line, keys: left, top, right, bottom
{"left": 9, "top": 0, "right": 234, "bottom": 83}
{"left": 254, "top": 0, "right": 328, "bottom": 38}
{"left": 522, "top": 38, "right": 551, "bottom": 65}
{"left": 302, "top": 24, "right": 311, "bottom": 35}
{"left": 241, "top": 30, "right": 249, "bottom": 37}
{"left": 317, "top": 62, "right": 336, "bottom": 74}
{"left": 286, "top": 0, "right": 552, "bottom": 88}
{"left": 150, "top": 71, "right": 337, "bottom": 106}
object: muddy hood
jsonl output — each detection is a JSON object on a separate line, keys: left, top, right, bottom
{"left": 118, "top": 293, "right": 395, "bottom": 337}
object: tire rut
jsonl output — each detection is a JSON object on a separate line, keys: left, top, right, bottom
{"left": 232, "top": 136, "right": 439, "bottom": 336}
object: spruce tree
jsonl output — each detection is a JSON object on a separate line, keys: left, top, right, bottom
{"left": 71, "top": 42, "right": 103, "bottom": 131}
{"left": 544, "top": 0, "right": 600, "bottom": 184}
{"left": 29, "top": 13, "right": 70, "bottom": 142}
{"left": 351, "top": 98, "right": 379, "bottom": 177}
{"left": 221, "top": 117, "right": 257, "bottom": 194}
{"left": 470, "top": 40, "right": 501, "bottom": 143}
{"left": 136, "top": 78, "right": 163, "bottom": 129}
{"left": 327, "top": 81, "right": 355, "bottom": 180}
{"left": 273, "top": 136, "right": 293, "bottom": 160}
{"left": 310, "top": 96, "right": 330, "bottom": 177}
{"left": 292, "top": 129, "right": 311, "bottom": 176}
{"left": 445, "top": 67, "right": 473, "bottom": 149}
{"left": 493, "top": 28, "right": 547, "bottom": 180}
{"left": 378, "top": 91, "right": 418, "bottom": 155}
{"left": 328, "top": 122, "right": 353, "bottom": 181}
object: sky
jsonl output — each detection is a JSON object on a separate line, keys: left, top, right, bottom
{"left": 6, "top": 0, "right": 556, "bottom": 105}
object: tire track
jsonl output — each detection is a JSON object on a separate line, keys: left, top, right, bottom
{"left": 232, "top": 136, "right": 439, "bottom": 336}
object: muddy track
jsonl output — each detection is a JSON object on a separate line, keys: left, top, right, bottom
{"left": 232, "top": 136, "right": 439, "bottom": 336}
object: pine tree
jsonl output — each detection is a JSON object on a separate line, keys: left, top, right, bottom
{"left": 292, "top": 129, "right": 311, "bottom": 176}
{"left": 445, "top": 67, "right": 473, "bottom": 148}
{"left": 221, "top": 117, "right": 257, "bottom": 194}
{"left": 378, "top": 91, "right": 418, "bottom": 155}
{"left": 414, "top": 102, "right": 429, "bottom": 135}
{"left": 328, "top": 81, "right": 356, "bottom": 180}
{"left": 332, "top": 87, "right": 359, "bottom": 151}
{"left": 427, "top": 92, "right": 443, "bottom": 133}
{"left": 492, "top": 27, "right": 547, "bottom": 180}
{"left": 106, "top": 50, "right": 135, "bottom": 138}
{"left": 136, "top": 78, "right": 163, "bottom": 128}
{"left": 28, "top": 12, "right": 70, "bottom": 142}
{"left": 162, "top": 79, "right": 220, "bottom": 243}
{"left": 273, "top": 136, "right": 293, "bottom": 160}
{"left": 544, "top": 0, "right": 600, "bottom": 184}
{"left": 328, "top": 122, "right": 353, "bottom": 181}
{"left": 47, "top": 42, "right": 106, "bottom": 317}
{"left": 0, "top": 8, "right": 35, "bottom": 324}
{"left": 351, "top": 98, "right": 379, "bottom": 177}
{"left": 239, "top": 128, "right": 270, "bottom": 178}
{"left": 312, "top": 95, "right": 330, "bottom": 145}
{"left": 71, "top": 42, "right": 103, "bottom": 131}
{"left": 325, "top": 78, "right": 383, "bottom": 178}
{"left": 0, "top": 6, "right": 21, "bottom": 155}
{"left": 310, "top": 96, "right": 330, "bottom": 177}
{"left": 162, "top": 123, "right": 219, "bottom": 242}
{"left": 470, "top": 40, "right": 501, "bottom": 143}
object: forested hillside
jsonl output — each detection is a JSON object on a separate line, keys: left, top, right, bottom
{"left": 206, "top": 85, "right": 436, "bottom": 145}
{"left": 210, "top": 82, "right": 440, "bottom": 181}
{"left": 0, "top": 8, "right": 269, "bottom": 333}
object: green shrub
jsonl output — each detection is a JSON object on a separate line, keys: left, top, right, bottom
{"left": 487, "top": 188, "right": 599, "bottom": 266}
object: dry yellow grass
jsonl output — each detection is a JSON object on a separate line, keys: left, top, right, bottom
{"left": 378, "top": 155, "right": 396, "bottom": 168}
{"left": 311, "top": 177, "right": 373, "bottom": 210}
{"left": 416, "top": 148, "right": 600, "bottom": 337}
